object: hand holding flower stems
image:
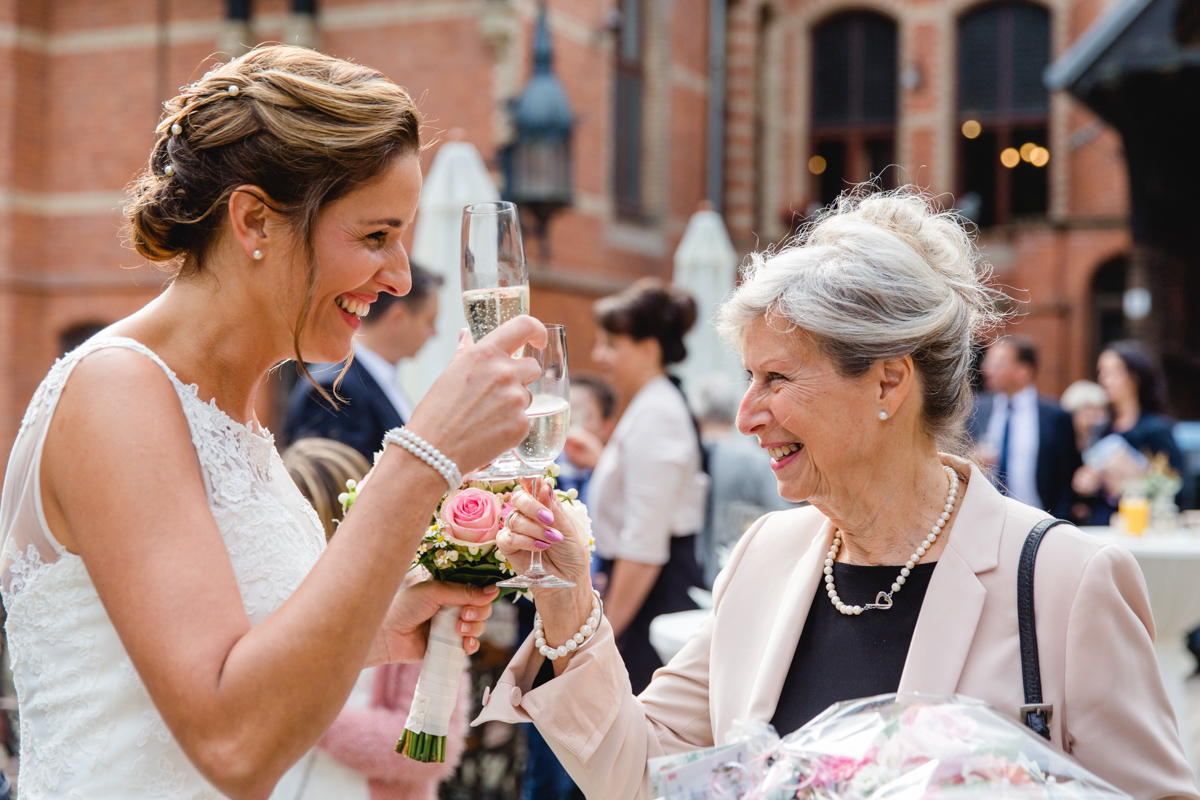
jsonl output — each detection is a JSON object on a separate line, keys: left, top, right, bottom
{"left": 340, "top": 465, "right": 594, "bottom": 760}
{"left": 499, "top": 478, "right": 598, "bottom": 672}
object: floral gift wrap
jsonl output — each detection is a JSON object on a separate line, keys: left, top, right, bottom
{"left": 650, "top": 694, "right": 1129, "bottom": 800}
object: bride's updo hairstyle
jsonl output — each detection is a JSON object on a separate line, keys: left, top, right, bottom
{"left": 124, "top": 44, "right": 420, "bottom": 374}
{"left": 717, "top": 187, "right": 1005, "bottom": 453}
{"left": 595, "top": 278, "right": 698, "bottom": 366}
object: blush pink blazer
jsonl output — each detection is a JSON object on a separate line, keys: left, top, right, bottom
{"left": 474, "top": 458, "right": 1198, "bottom": 800}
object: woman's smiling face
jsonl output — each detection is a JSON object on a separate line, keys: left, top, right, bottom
{"left": 295, "top": 154, "right": 423, "bottom": 364}
{"left": 736, "top": 316, "right": 881, "bottom": 503}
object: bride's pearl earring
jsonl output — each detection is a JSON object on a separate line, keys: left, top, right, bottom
{"left": 879, "top": 411, "right": 888, "bottom": 421}
{"left": 252, "top": 249, "right": 263, "bottom": 260}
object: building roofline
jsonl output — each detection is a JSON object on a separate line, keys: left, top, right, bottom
{"left": 1044, "top": 0, "right": 1157, "bottom": 90}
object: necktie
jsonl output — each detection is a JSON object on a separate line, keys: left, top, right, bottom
{"left": 996, "top": 397, "right": 1011, "bottom": 496}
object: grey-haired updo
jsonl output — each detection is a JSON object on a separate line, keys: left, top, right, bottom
{"left": 717, "top": 188, "right": 1006, "bottom": 454}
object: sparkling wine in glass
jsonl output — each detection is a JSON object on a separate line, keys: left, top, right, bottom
{"left": 499, "top": 325, "right": 575, "bottom": 590}
{"left": 461, "top": 201, "right": 539, "bottom": 481}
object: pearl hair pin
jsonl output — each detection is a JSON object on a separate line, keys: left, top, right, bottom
{"left": 227, "top": 84, "right": 239, "bottom": 96}
{"left": 163, "top": 165, "right": 175, "bottom": 177}
{"left": 170, "top": 123, "right": 182, "bottom": 135}
{"left": 825, "top": 464, "right": 959, "bottom": 615}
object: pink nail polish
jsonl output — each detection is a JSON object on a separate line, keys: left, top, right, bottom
{"left": 537, "top": 509, "right": 554, "bottom": 524}
{"left": 534, "top": 540, "right": 551, "bottom": 549}
{"left": 544, "top": 528, "right": 563, "bottom": 542}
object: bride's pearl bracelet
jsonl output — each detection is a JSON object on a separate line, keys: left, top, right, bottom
{"left": 383, "top": 427, "right": 462, "bottom": 491}
{"left": 533, "top": 589, "right": 603, "bottom": 661}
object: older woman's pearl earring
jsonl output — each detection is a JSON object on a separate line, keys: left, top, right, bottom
{"left": 252, "top": 249, "right": 263, "bottom": 260}
{"left": 878, "top": 411, "right": 888, "bottom": 421}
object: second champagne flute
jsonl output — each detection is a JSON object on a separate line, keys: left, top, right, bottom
{"left": 499, "top": 325, "right": 575, "bottom": 589}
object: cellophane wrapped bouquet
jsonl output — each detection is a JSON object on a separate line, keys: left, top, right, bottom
{"left": 650, "top": 695, "right": 1129, "bottom": 800}
{"left": 340, "top": 465, "right": 593, "bottom": 763}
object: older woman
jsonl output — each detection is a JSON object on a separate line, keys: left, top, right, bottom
{"left": 480, "top": 190, "right": 1197, "bottom": 800}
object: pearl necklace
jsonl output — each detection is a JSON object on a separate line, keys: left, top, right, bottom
{"left": 825, "top": 465, "right": 959, "bottom": 615}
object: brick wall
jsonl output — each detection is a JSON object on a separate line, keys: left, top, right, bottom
{"left": 0, "top": 0, "right": 1150, "bottom": 476}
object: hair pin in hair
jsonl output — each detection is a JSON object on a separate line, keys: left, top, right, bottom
{"left": 226, "top": 84, "right": 239, "bottom": 96}
{"left": 170, "top": 123, "right": 182, "bottom": 136}
{"left": 164, "top": 164, "right": 175, "bottom": 177}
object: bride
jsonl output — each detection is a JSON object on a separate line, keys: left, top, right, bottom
{"left": 0, "top": 45, "right": 544, "bottom": 799}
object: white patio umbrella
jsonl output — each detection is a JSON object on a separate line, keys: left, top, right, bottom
{"left": 672, "top": 206, "right": 743, "bottom": 400}
{"left": 400, "top": 141, "right": 501, "bottom": 402}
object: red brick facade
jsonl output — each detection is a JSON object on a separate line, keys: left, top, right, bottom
{"left": 0, "top": 0, "right": 1142, "bottom": 465}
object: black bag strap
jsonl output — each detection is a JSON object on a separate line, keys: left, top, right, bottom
{"left": 1017, "top": 517, "right": 1071, "bottom": 740}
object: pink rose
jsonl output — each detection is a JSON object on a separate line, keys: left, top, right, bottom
{"left": 440, "top": 489, "right": 502, "bottom": 544}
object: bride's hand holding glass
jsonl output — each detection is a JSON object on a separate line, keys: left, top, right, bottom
{"left": 402, "top": 316, "right": 547, "bottom": 477}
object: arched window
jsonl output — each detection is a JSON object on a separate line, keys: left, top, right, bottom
{"left": 1091, "top": 255, "right": 1129, "bottom": 360}
{"left": 957, "top": 1, "right": 1051, "bottom": 227}
{"left": 809, "top": 12, "right": 898, "bottom": 207}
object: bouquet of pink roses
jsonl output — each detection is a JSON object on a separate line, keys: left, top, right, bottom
{"left": 340, "top": 468, "right": 593, "bottom": 763}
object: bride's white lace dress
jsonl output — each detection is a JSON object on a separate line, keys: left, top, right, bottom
{"left": 0, "top": 337, "right": 327, "bottom": 799}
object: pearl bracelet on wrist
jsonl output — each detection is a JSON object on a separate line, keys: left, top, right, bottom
{"left": 533, "top": 589, "right": 603, "bottom": 661}
{"left": 382, "top": 427, "right": 462, "bottom": 491}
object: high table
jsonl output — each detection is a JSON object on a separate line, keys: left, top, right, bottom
{"left": 649, "top": 528, "right": 1200, "bottom": 767}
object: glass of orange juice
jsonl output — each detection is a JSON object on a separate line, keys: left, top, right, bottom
{"left": 1119, "top": 496, "right": 1151, "bottom": 536}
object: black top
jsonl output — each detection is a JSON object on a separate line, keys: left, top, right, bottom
{"left": 769, "top": 561, "right": 937, "bottom": 735}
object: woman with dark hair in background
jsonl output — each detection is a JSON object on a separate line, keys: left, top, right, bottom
{"left": 585, "top": 278, "right": 709, "bottom": 694}
{"left": 1072, "top": 339, "right": 1189, "bottom": 523}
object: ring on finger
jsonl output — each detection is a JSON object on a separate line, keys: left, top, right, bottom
{"left": 504, "top": 508, "right": 520, "bottom": 529}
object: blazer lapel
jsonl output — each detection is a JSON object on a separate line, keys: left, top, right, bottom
{"left": 898, "top": 460, "right": 1004, "bottom": 695}
{"left": 744, "top": 519, "right": 833, "bottom": 723}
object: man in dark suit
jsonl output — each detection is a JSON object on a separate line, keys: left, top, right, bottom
{"left": 286, "top": 264, "right": 443, "bottom": 461}
{"left": 969, "top": 336, "right": 1081, "bottom": 519}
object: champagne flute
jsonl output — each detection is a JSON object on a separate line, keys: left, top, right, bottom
{"left": 513, "top": 325, "right": 570, "bottom": 471}
{"left": 461, "top": 201, "right": 539, "bottom": 481}
{"left": 499, "top": 325, "right": 575, "bottom": 590}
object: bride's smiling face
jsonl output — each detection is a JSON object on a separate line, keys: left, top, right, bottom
{"left": 291, "top": 154, "right": 423, "bottom": 364}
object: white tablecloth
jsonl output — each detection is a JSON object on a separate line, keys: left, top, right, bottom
{"left": 650, "top": 528, "right": 1200, "bottom": 766}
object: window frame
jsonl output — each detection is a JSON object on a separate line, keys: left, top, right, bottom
{"left": 808, "top": 10, "right": 900, "bottom": 207}
{"left": 955, "top": 0, "right": 1052, "bottom": 227}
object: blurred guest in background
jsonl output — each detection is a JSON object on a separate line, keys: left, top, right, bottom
{"left": 277, "top": 437, "right": 468, "bottom": 800}
{"left": 286, "top": 263, "right": 443, "bottom": 460}
{"left": 969, "top": 336, "right": 1080, "bottom": 519}
{"left": 1060, "top": 379, "right": 1111, "bottom": 453}
{"left": 693, "top": 374, "right": 795, "bottom": 587}
{"left": 1073, "top": 340, "right": 1189, "bottom": 523}
{"left": 555, "top": 374, "right": 618, "bottom": 500}
{"left": 588, "top": 279, "right": 709, "bottom": 694}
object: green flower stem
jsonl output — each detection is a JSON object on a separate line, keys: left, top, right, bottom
{"left": 397, "top": 728, "right": 447, "bottom": 763}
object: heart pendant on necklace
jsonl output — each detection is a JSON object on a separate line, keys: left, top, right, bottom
{"left": 865, "top": 591, "right": 894, "bottom": 611}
